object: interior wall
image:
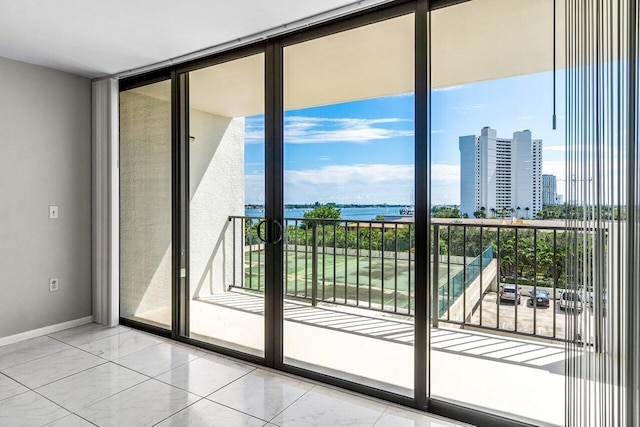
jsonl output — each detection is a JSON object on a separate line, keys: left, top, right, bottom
{"left": 0, "top": 56, "right": 92, "bottom": 338}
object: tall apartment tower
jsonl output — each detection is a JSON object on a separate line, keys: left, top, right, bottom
{"left": 542, "top": 174, "right": 557, "bottom": 206}
{"left": 459, "top": 127, "right": 542, "bottom": 218}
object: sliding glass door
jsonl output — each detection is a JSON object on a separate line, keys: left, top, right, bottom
{"left": 281, "top": 13, "right": 416, "bottom": 395}
{"left": 185, "top": 53, "right": 266, "bottom": 357}
{"left": 119, "top": 1, "right": 637, "bottom": 425}
{"left": 428, "top": 1, "right": 566, "bottom": 425}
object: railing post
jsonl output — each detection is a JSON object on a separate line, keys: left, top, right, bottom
{"left": 432, "top": 224, "right": 440, "bottom": 328}
{"left": 311, "top": 221, "right": 318, "bottom": 307}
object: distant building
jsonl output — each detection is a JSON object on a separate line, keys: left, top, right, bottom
{"left": 556, "top": 194, "right": 564, "bottom": 205}
{"left": 542, "top": 174, "right": 557, "bottom": 206}
{"left": 459, "top": 127, "right": 542, "bottom": 218}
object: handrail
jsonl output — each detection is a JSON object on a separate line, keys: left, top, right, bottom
{"left": 228, "top": 215, "right": 599, "bottom": 341}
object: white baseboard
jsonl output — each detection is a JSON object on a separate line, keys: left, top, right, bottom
{"left": 0, "top": 316, "right": 95, "bottom": 347}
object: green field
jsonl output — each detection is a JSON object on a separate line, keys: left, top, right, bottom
{"left": 243, "top": 250, "right": 463, "bottom": 311}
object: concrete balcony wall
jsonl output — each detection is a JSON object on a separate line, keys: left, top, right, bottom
{"left": 189, "top": 111, "right": 244, "bottom": 298}
{"left": 445, "top": 259, "right": 498, "bottom": 323}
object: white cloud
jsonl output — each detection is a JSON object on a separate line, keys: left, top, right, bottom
{"left": 431, "top": 163, "right": 460, "bottom": 205}
{"left": 285, "top": 164, "right": 413, "bottom": 185}
{"left": 284, "top": 116, "right": 414, "bottom": 144}
{"left": 245, "top": 116, "right": 414, "bottom": 144}
{"left": 433, "top": 85, "right": 466, "bottom": 92}
{"left": 283, "top": 164, "right": 414, "bottom": 204}
{"left": 387, "top": 92, "right": 414, "bottom": 98}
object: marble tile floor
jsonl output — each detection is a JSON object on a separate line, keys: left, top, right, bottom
{"left": 0, "top": 323, "right": 470, "bottom": 427}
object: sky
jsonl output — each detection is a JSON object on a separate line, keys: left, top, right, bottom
{"left": 244, "top": 70, "right": 566, "bottom": 206}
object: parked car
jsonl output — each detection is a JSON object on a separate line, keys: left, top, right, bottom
{"left": 500, "top": 284, "right": 522, "bottom": 304}
{"left": 527, "top": 289, "right": 550, "bottom": 307}
{"left": 559, "top": 290, "right": 583, "bottom": 313}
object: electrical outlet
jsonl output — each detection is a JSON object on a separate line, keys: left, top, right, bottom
{"left": 49, "top": 278, "right": 59, "bottom": 292}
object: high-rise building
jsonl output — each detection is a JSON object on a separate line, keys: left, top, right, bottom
{"left": 542, "top": 174, "right": 557, "bottom": 206}
{"left": 459, "top": 127, "right": 542, "bottom": 218}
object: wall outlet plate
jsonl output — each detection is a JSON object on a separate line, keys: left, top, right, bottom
{"left": 49, "top": 278, "right": 59, "bottom": 292}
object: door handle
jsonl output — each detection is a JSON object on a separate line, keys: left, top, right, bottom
{"left": 256, "top": 220, "right": 268, "bottom": 243}
{"left": 272, "top": 220, "right": 283, "bottom": 244}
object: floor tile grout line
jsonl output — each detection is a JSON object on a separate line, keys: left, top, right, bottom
{"left": 22, "top": 360, "right": 110, "bottom": 390}
{"left": 19, "top": 386, "right": 75, "bottom": 425}
{"left": 110, "top": 354, "right": 200, "bottom": 379}
{"left": 152, "top": 363, "right": 257, "bottom": 398}
{"left": 266, "top": 383, "right": 317, "bottom": 423}
{"left": 35, "top": 364, "right": 152, "bottom": 414}
{"left": 0, "top": 342, "right": 76, "bottom": 372}
{"left": 371, "top": 404, "right": 391, "bottom": 426}
{"left": 45, "top": 324, "right": 130, "bottom": 343}
{"left": 0, "top": 391, "right": 32, "bottom": 404}
{"left": 150, "top": 396, "right": 206, "bottom": 426}
{"left": 48, "top": 329, "right": 170, "bottom": 364}
{"left": 46, "top": 325, "right": 132, "bottom": 348}
{"left": 202, "top": 397, "right": 273, "bottom": 424}
{"left": 64, "top": 412, "right": 100, "bottom": 427}
{"left": 69, "top": 377, "right": 158, "bottom": 417}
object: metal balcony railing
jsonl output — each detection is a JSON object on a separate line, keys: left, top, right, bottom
{"left": 228, "top": 216, "right": 595, "bottom": 341}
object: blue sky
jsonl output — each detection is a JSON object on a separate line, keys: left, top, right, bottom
{"left": 244, "top": 70, "right": 566, "bottom": 205}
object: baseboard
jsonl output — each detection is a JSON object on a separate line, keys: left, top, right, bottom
{"left": 0, "top": 316, "right": 95, "bottom": 347}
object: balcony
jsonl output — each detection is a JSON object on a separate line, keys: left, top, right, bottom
{"left": 130, "top": 216, "right": 605, "bottom": 427}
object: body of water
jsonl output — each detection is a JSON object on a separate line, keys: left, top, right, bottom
{"left": 245, "top": 207, "right": 411, "bottom": 221}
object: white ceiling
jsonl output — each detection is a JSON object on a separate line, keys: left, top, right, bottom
{"left": 0, "top": 0, "right": 383, "bottom": 79}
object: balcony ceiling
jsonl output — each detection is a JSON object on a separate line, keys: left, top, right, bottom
{"left": 133, "top": 0, "right": 564, "bottom": 118}
{"left": 0, "top": 0, "right": 384, "bottom": 79}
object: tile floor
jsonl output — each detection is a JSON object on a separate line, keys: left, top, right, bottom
{"left": 0, "top": 323, "right": 469, "bottom": 427}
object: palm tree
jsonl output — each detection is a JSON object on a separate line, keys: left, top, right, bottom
{"left": 525, "top": 207, "right": 530, "bottom": 218}
{"left": 490, "top": 208, "right": 496, "bottom": 218}
{"left": 516, "top": 206, "right": 521, "bottom": 218}
{"left": 509, "top": 207, "right": 515, "bottom": 217}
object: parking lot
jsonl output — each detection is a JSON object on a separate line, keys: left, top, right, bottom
{"left": 463, "top": 289, "right": 598, "bottom": 342}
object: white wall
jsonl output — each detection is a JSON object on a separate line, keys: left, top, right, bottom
{"left": 189, "top": 110, "right": 245, "bottom": 298}
{"left": 0, "top": 56, "right": 92, "bottom": 338}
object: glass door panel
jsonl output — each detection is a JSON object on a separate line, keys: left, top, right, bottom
{"left": 187, "top": 53, "right": 266, "bottom": 357}
{"left": 429, "top": 1, "right": 565, "bottom": 425}
{"left": 120, "top": 79, "right": 173, "bottom": 329}
{"left": 282, "top": 14, "right": 415, "bottom": 395}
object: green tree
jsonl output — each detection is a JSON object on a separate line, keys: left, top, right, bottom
{"left": 302, "top": 205, "right": 342, "bottom": 229}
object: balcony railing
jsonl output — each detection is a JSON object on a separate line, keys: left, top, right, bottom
{"left": 228, "top": 216, "right": 593, "bottom": 342}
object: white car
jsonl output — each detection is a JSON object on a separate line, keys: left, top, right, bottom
{"left": 559, "top": 290, "right": 583, "bottom": 313}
